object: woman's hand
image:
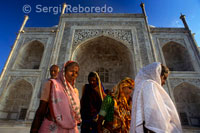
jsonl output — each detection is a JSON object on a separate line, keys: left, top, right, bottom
{"left": 97, "top": 115, "right": 104, "bottom": 133}
{"left": 30, "top": 100, "right": 48, "bottom": 133}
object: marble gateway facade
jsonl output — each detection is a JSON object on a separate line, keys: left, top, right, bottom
{"left": 0, "top": 12, "right": 200, "bottom": 131}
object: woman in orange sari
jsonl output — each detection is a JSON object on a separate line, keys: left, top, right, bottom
{"left": 97, "top": 77, "right": 134, "bottom": 133}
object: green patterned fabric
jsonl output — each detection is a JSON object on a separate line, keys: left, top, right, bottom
{"left": 99, "top": 95, "right": 114, "bottom": 122}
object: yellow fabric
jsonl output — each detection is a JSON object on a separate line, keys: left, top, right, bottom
{"left": 94, "top": 72, "right": 106, "bottom": 101}
{"left": 114, "top": 77, "right": 135, "bottom": 99}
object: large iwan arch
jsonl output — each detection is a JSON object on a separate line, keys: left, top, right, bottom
{"left": 162, "top": 41, "right": 194, "bottom": 71}
{"left": 14, "top": 40, "right": 44, "bottom": 69}
{"left": 71, "top": 36, "right": 134, "bottom": 93}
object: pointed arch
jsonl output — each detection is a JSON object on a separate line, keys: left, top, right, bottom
{"left": 71, "top": 35, "right": 134, "bottom": 91}
{"left": 3, "top": 79, "right": 33, "bottom": 120}
{"left": 71, "top": 35, "right": 133, "bottom": 59}
{"left": 173, "top": 82, "right": 200, "bottom": 126}
{"left": 162, "top": 41, "right": 194, "bottom": 71}
{"left": 14, "top": 40, "right": 44, "bottom": 69}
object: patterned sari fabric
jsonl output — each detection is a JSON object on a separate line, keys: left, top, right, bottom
{"left": 99, "top": 77, "right": 134, "bottom": 133}
{"left": 39, "top": 61, "right": 81, "bottom": 133}
{"left": 112, "top": 96, "right": 131, "bottom": 133}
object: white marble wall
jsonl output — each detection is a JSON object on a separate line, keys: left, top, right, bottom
{"left": 0, "top": 14, "right": 200, "bottom": 130}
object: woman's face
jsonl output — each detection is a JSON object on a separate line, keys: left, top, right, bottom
{"left": 122, "top": 86, "right": 133, "bottom": 99}
{"left": 89, "top": 77, "right": 98, "bottom": 88}
{"left": 65, "top": 66, "right": 79, "bottom": 83}
{"left": 50, "top": 66, "right": 59, "bottom": 79}
{"left": 160, "top": 73, "right": 169, "bottom": 86}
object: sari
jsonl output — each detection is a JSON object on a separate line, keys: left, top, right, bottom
{"left": 99, "top": 77, "right": 134, "bottom": 133}
{"left": 81, "top": 72, "right": 106, "bottom": 133}
{"left": 39, "top": 61, "right": 81, "bottom": 133}
{"left": 130, "top": 62, "right": 182, "bottom": 133}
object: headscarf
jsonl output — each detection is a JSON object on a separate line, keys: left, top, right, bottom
{"left": 113, "top": 77, "right": 135, "bottom": 99}
{"left": 63, "top": 61, "right": 77, "bottom": 86}
{"left": 93, "top": 71, "right": 106, "bottom": 101}
{"left": 61, "top": 61, "right": 81, "bottom": 121}
{"left": 49, "top": 61, "right": 81, "bottom": 130}
{"left": 130, "top": 62, "right": 182, "bottom": 133}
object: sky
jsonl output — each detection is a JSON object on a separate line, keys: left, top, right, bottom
{"left": 0, "top": 0, "right": 200, "bottom": 73}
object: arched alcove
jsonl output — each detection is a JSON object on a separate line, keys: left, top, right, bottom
{"left": 174, "top": 82, "right": 200, "bottom": 126}
{"left": 162, "top": 42, "right": 194, "bottom": 71}
{"left": 14, "top": 40, "right": 44, "bottom": 69}
{"left": 3, "top": 79, "right": 33, "bottom": 120}
{"left": 72, "top": 36, "right": 134, "bottom": 92}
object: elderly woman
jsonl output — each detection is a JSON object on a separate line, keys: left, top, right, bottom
{"left": 97, "top": 77, "right": 134, "bottom": 133}
{"left": 30, "top": 61, "right": 81, "bottom": 133}
{"left": 81, "top": 72, "right": 106, "bottom": 133}
{"left": 130, "top": 62, "right": 182, "bottom": 133}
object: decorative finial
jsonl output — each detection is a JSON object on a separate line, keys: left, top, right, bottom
{"left": 179, "top": 13, "right": 189, "bottom": 30}
{"left": 24, "top": 15, "right": 29, "bottom": 20}
{"left": 19, "top": 15, "right": 29, "bottom": 33}
{"left": 180, "top": 13, "right": 185, "bottom": 19}
{"left": 61, "top": 3, "right": 67, "bottom": 15}
{"left": 140, "top": 2, "right": 145, "bottom": 8}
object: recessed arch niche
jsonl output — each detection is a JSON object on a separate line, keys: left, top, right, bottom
{"left": 162, "top": 41, "right": 194, "bottom": 71}
{"left": 71, "top": 36, "right": 134, "bottom": 93}
{"left": 14, "top": 40, "right": 44, "bottom": 69}
{"left": 3, "top": 79, "right": 33, "bottom": 120}
{"left": 174, "top": 82, "right": 200, "bottom": 126}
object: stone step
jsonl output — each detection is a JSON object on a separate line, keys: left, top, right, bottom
{"left": 0, "top": 126, "right": 30, "bottom": 133}
{"left": 0, "top": 122, "right": 199, "bottom": 133}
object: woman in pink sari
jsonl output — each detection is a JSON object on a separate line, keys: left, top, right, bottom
{"left": 30, "top": 61, "right": 81, "bottom": 133}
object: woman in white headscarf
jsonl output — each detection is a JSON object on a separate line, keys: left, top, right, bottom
{"left": 130, "top": 62, "right": 182, "bottom": 133}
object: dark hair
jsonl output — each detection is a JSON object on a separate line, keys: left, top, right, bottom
{"left": 50, "top": 64, "right": 59, "bottom": 70}
{"left": 161, "top": 64, "right": 170, "bottom": 76}
{"left": 65, "top": 62, "right": 79, "bottom": 72}
{"left": 88, "top": 72, "right": 97, "bottom": 82}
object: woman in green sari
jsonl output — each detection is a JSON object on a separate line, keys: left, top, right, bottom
{"left": 97, "top": 77, "right": 134, "bottom": 133}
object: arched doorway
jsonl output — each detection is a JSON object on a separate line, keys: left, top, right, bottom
{"left": 14, "top": 40, "right": 44, "bottom": 69}
{"left": 162, "top": 41, "right": 194, "bottom": 71}
{"left": 3, "top": 79, "right": 33, "bottom": 120}
{"left": 174, "top": 82, "right": 200, "bottom": 126}
{"left": 72, "top": 36, "right": 134, "bottom": 96}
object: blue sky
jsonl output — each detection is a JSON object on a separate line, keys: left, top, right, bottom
{"left": 0, "top": 0, "right": 200, "bottom": 72}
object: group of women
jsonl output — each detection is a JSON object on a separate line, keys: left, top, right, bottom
{"left": 30, "top": 61, "right": 182, "bottom": 133}
{"left": 81, "top": 72, "right": 134, "bottom": 133}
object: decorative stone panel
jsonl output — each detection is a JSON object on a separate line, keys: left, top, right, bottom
{"left": 23, "top": 38, "right": 48, "bottom": 47}
{"left": 9, "top": 76, "right": 37, "bottom": 88}
{"left": 170, "top": 78, "right": 200, "bottom": 90}
{"left": 72, "top": 29, "right": 133, "bottom": 51}
{"left": 159, "top": 38, "right": 186, "bottom": 48}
